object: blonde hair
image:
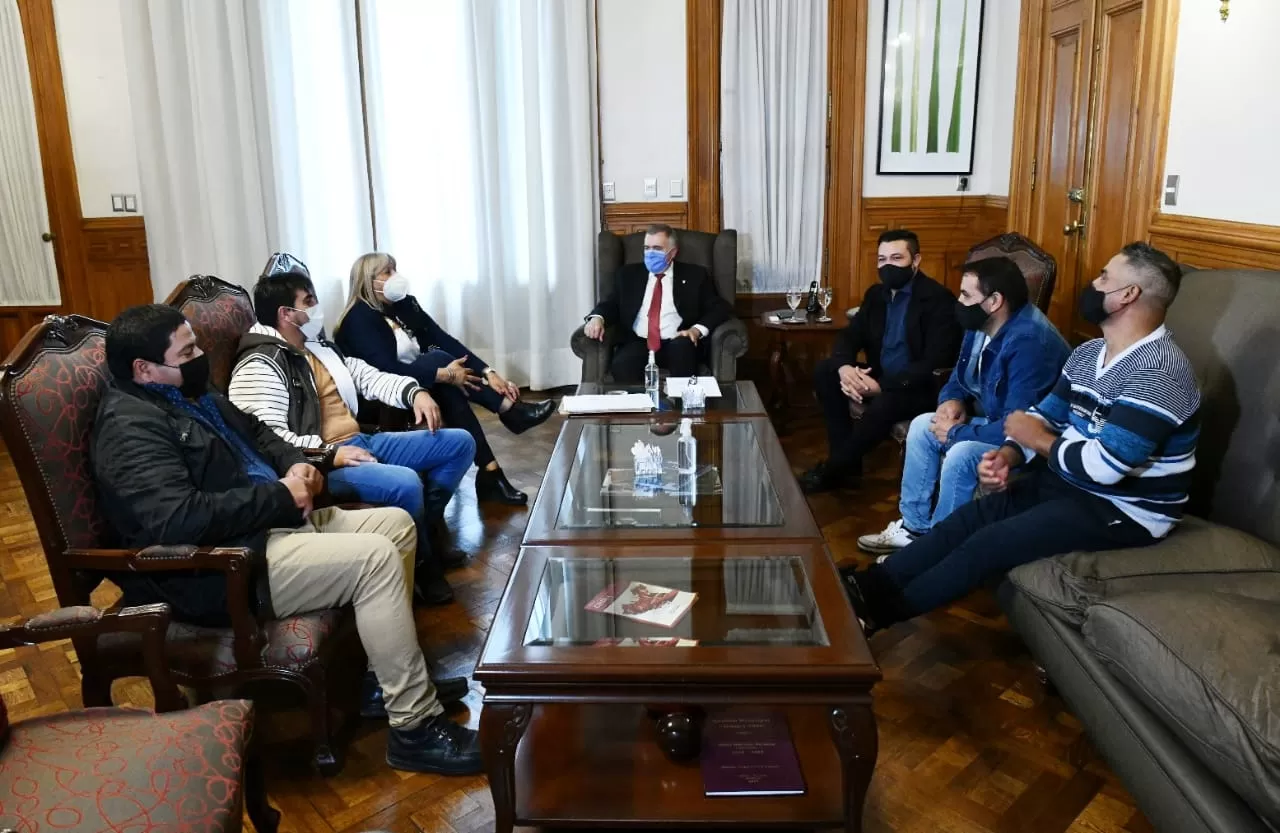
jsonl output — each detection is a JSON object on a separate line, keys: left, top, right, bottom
{"left": 335, "top": 251, "right": 398, "bottom": 334}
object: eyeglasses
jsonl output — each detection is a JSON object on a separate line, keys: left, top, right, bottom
{"left": 261, "top": 252, "right": 311, "bottom": 280}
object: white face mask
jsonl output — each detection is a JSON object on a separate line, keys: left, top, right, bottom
{"left": 295, "top": 305, "right": 325, "bottom": 341}
{"left": 381, "top": 274, "right": 409, "bottom": 303}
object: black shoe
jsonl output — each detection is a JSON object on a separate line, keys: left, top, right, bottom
{"left": 499, "top": 399, "right": 554, "bottom": 435}
{"left": 360, "top": 672, "right": 470, "bottom": 719}
{"left": 414, "top": 575, "right": 455, "bottom": 606}
{"left": 387, "top": 715, "right": 484, "bottom": 775}
{"left": 799, "top": 461, "right": 860, "bottom": 494}
{"left": 475, "top": 466, "right": 528, "bottom": 505}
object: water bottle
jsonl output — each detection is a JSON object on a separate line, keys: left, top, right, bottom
{"left": 644, "top": 350, "right": 660, "bottom": 408}
{"left": 805, "top": 280, "right": 821, "bottom": 316}
{"left": 677, "top": 417, "right": 697, "bottom": 474}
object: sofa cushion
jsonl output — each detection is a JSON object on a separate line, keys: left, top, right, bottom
{"left": 1083, "top": 592, "right": 1280, "bottom": 828}
{"left": 1007, "top": 514, "right": 1280, "bottom": 626}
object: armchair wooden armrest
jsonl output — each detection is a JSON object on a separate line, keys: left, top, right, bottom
{"left": 63, "top": 546, "right": 263, "bottom": 672}
{"left": 0, "top": 603, "right": 185, "bottom": 713}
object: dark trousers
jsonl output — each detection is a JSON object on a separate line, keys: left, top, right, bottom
{"left": 408, "top": 349, "right": 506, "bottom": 469}
{"left": 813, "top": 356, "right": 934, "bottom": 476}
{"left": 610, "top": 333, "right": 700, "bottom": 383}
{"left": 872, "top": 468, "right": 1154, "bottom": 620}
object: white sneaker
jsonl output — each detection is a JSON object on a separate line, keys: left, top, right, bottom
{"left": 857, "top": 519, "right": 916, "bottom": 557}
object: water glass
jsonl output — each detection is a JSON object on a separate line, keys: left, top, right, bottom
{"left": 785, "top": 288, "right": 802, "bottom": 321}
{"left": 818, "top": 286, "right": 833, "bottom": 322}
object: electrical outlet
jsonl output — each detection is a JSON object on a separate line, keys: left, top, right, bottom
{"left": 602, "top": 181, "right": 616, "bottom": 201}
{"left": 643, "top": 178, "right": 657, "bottom": 198}
{"left": 956, "top": 176, "right": 970, "bottom": 192}
{"left": 669, "top": 178, "right": 684, "bottom": 198}
{"left": 123, "top": 194, "right": 138, "bottom": 213}
{"left": 110, "top": 194, "right": 125, "bottom": 212}
{"left": 1164, "top": 174, "right": 1180, "bottom": 207}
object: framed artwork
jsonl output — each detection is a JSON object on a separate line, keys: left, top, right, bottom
{"left": 876, "top": 0, "right": 985, "bottom": 175}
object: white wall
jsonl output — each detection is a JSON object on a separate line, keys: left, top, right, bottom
{"left": 863, "top": 0, "right": 1020, "bottom": 197}
{"left": 1163, "top": 4, "right": 1280, "bottom": 226}
{"left": 597, "top": 0, "right": 688, "bottom": 203}
{"left": 52, "top": 0, "right": 142, "bottom": 217}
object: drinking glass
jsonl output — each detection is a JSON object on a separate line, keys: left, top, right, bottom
{"left": 818, "top": 286, "right": 833, "bottom": 322}
{"left": 785, "top": 287, "right": 803, "bottom": 321}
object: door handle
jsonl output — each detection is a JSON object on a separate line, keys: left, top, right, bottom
{"left": 41, "top": 232, "right": 55, "bottom": 242}
{"left": 1063, "top": 220, "right": 1086, "bottom": 235}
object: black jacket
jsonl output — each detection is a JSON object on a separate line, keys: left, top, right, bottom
{"left": 335, "top": 296, "right": 485, "bottom": 384}
{"left": 589, "top": 261, "right": 731, "bottom": 335}
{"left": 91, "top": 380, "right": 306, "bottom": 626}
{"left": 831, "top": 272, "right": 962, "bottom": 392}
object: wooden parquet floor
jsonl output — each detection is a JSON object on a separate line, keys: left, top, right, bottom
{"left": 0, "top": 396, "right": 1156, "bottom": 833}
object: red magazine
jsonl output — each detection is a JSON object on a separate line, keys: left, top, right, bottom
{"left": 583, "top": 581, "right": 698, "bottom": 629}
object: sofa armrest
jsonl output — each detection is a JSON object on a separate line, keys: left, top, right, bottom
{"left": 64, "top": 546, "right": 264, "bottom": 673}
{"left": 571, "top": 323, "right": 614, "bottom": 383}
{"left": 0, "top": 603, "right": 185, "bottom": 713}
{"left": 709, "top": 317, "right": 748, "bottom": 382}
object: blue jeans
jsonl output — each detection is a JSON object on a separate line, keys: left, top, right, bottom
{"left": 326, "top": 429, "right": 475, "bottom": 522}
{"left": 899, "top": 413, "right": 996, "bottom": 534}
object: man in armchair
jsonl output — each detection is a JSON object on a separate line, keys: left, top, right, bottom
{"left": 582, "top": 223, "right": 732, "bottom": 382}
{"left": 91, "top": 304, "right": 482, "bottom": 776}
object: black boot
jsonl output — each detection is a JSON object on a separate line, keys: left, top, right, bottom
{"left": 387, "top": 715, "right": 484, "bottom": 775}
{"left": 360, "top": 670, "right": 470, "bottom": 719}
{"left": 842, "top": 565, "right": 911, "bottom": 635}
{"left": 799, "top": 460, "right": 861, "bottom": 494}
{"left": 422, "top": 483, "right": 467, "bottom": 568}
{"left": 475, "top": 466, "right": 528, "bottom": 505}
{"left": 412, "top": 532, "right": 455, "bottom": 606}
{"left": 499, "top": 399, "right": 554, "bottom": 435}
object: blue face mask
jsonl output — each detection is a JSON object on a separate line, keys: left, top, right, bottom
{"left": 643, "top": 249, "right": 670, "bottom": 274}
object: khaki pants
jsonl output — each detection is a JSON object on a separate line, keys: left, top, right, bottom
{"left": 265, "top": 505, "right": 441, "bottom": 728}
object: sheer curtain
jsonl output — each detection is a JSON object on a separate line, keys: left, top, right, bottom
{"left": 0, "top": 0, "right": 60, "bottom": 305}
{"left": 361, "top": 0, "right": 599, "bottom": 390}
{"left": 720, "top": 0, "right": 829, "bottom": 294}
{"left": 121, "top": 0, "right": 369, "bottom": 310}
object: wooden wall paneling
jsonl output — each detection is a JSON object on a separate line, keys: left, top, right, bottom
{"left": 1148, "top": 214, "right": 1280, "bottom": 272}
{"left": 601, "top": 202, "right": 690, "bottom": 235}
{"left": 686, "top": 0, "right": 722, "bottom": 233}
{"left": 1007, "top": 0, "right": 1044, "bottom": 236}
{"left": 1126, "top": 0, "right": 1180, "bottom": 245}
{"left": 14, "top": 0, "right": 85, "bottom": 315}
{"left": 823, "top": 0, "right": 867, "bottom": 316}
{"left": 82, "top": 217, "right": 153, "bottom": 317}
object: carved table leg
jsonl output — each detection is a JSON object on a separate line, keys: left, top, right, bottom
{"left": 768, "top": 335, "right": 791, "bottom": 428}
{"left": 830, "top": 703, "right": 878, "bottom": 833}
{"left": 479, "top": 703, "right": 532, "bottom": 833}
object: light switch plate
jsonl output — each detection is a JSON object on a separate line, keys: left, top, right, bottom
{"left": 1164, "top": 174, "right": 1179, "bottom": 207}
{"left": 111, "top": 194, "right": 124, "bottom": 212}
{"left": 669, "top": 178, "right": 684, "bottom": 198}
{"left": 123, "top": 194, "right": 138, "bottom": 213}
{"left": 643, "top": 178, "right": 657, "bottom": 198}
{"left": 602, "top": 181, "right": 616, "bottom": 201}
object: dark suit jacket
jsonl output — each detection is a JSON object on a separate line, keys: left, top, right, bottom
{"left": 831, "top": 271, "right": 962, "bottom": 392}
{"left": 589, "top": 261, "right": 731, "bottom": 336}
{"left": 335, "top": 296, "right": 486, "bottom": 384}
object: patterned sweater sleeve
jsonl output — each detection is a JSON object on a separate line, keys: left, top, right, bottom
{"left": 344, "top": 355, "right": 423, "bottom": 409}
{"left": 228, "top": 353, "right": 328, "bottom": 449}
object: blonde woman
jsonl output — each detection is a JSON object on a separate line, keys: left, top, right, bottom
{"left": 334, "top": 253, "right": 553, "bottom": 505}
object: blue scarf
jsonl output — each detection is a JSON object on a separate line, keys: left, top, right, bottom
{"left": 147, "top": 385, "right": 279, "bottom": 484}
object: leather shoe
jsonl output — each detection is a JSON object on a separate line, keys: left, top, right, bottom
{"left": 387, "top": 715, "right": 483, "bottom": 775}
{"left": 475, "top": 466, "right": 528, "bottom": 505}
{"left": 798, "top": 461, "right": 860, "bottom": 494}
{"left": 361, "top": 672, "right": 470, "bottom": 719}
{"left": 414, "top": 575, "right": 455, "bottom": 606}
{"left": 499, "top": 399, "right": 554, "bottom": 435}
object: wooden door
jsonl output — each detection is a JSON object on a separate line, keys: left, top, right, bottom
{"left": 1026, "top": 0, "right": 1094, "bottom": 333}
{"left": 1073, "top": 0, "right": 1147, "bottom": 342}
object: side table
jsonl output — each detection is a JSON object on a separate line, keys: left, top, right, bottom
{"left": 759, "top": 310, "right": 843, "bottom": 431}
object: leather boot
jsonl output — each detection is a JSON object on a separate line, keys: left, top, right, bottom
{"left": 412, "top": 532, "right": 454, "bottom": 606}
{"left": 422, "top": 483, "right": 467, "bottom": 568}
{"left": 474, "top": 466, "right": 528, "bottom": 505}
{"left": 499, "top": 399, "right": 554, "bottom": 435}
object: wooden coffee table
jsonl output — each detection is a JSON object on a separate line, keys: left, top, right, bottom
{"left": 474, "top": 542, "right": 881, "bottom": 832}
{"left": 522, "top": 415, "right": 821, "bottom": 544}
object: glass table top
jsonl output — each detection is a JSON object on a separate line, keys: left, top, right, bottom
{"left": 555, "top": 420, "right": 784, "bottom": 530}
{"left": 572, "top": 381, "right": 765, "bottom": 416}
{"left": 523, "top": 555, "right": 828, "bottom": 648}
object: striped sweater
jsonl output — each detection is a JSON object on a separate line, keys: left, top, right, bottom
{"left": 228, "top": 323, "right": 422, "bottom": 450}
{"left": 1008, "top": 325, "right": 1201, "bottom": 537}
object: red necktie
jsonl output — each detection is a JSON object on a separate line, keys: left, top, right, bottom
{"left": 646, "top": 272, "right": 666, "bottom": 352}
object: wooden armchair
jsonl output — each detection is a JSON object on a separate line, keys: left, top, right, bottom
{"left": 0, "top": 603, "right": 278, "bottom": 832}
{"left": 0, "top": 314, "right": 362, "bottom": 774}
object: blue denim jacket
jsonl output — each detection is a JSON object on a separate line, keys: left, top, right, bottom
{"left": 937, "top": 304, "right": 1069, "bottom": 447}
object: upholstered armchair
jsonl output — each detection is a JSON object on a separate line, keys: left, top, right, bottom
{"left": 0, "top": 603, "right": 278, "bottom": 832}
{"left": 571, "top": 228, "right": 747, "bottom": 382}
{"left": 0, "top": 314, "right": 362, "bottom": 774}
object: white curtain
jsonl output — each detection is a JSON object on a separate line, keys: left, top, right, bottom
{"left": 361, "top": 0, "right": 599, "bottom": 390}
{"left": 0, "top": 0, "right": 60, "bottom": 305}
{"left": 121, "top": 0, "right": 370, "bottom": 316}
{"left": 721, "top": 0, "right": 829, "bottom": 295}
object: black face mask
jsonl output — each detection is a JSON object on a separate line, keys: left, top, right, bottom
{"left": 1078, "top": 284, "right": 1134, "bottom": 326}
{"left": 878, "top": 264, "right": 915, "bottom": 290}
{"left": 955, "top": 299, "right": 992, "bottom": 332}
{"left": 163, "top": 353, "right": 211, "bottom": 398}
